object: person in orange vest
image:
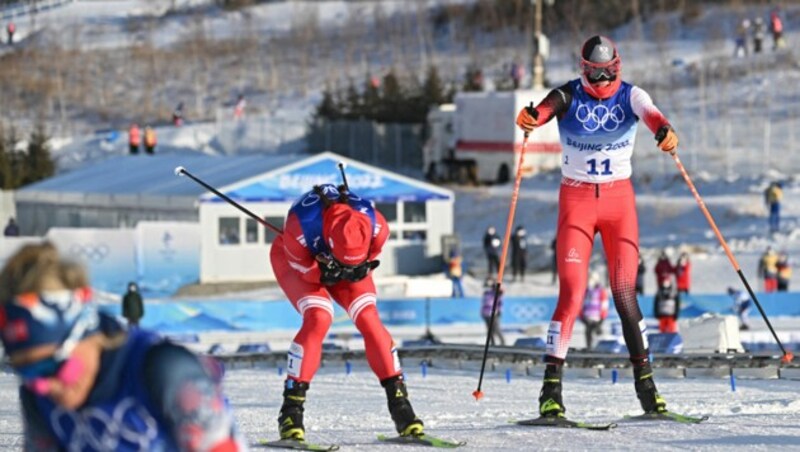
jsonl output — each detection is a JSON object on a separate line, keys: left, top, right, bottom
{"left": 144, "top": 125, "right": 157, "bottom": 155}
{"left": 6, "top": 21, "right": 15, "bottom": 45}
{"left": 128, "top": 123, "right": 141, "bottom": 154}
{"left": 447, "top": 249, "right": 464, "bottom": 298}
{"left": 758, "top": 246, "right": 779, "bottom": 292}
{"left": 770, "top": 8, "right": 785, "bottom": 50}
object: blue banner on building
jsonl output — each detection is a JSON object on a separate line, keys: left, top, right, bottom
{"left": 202, "top": 154, "right": 452, "bottom": 203}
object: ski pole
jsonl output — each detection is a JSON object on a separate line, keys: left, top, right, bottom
{"left": 473, "top": 129, "right": 532, "bottom": 401}
{"left": 174, "top": 166, "right": 283, "bottom": 235}
{"left": 337, "top": 161, "right": 350, "bottom": 192}
{"left": 669, "top": 151, "right": 793, "bottom": 363}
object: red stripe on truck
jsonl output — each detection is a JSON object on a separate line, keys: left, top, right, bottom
{"left": 456, "top": 140, "right": 561, "bottom": 153}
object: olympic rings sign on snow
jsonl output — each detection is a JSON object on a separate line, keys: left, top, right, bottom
{"left": 68, "top": 243, "right": 110, "bottom": 262}
{"left": 575, "top": 103, "right": 625, "bottom": 132}
{"left": 510, "top": 303, "right": 549, "bottom": 322}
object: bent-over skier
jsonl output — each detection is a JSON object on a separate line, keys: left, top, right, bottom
{"left": 270, "top": 183, "right": 424, "bottom": 442}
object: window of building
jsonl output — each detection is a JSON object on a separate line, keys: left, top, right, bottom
{"left": 375, "top": 202, "right": 397, "bottom": 223}
{"left": 245, "top": 218, "right": 259, "bottom": 243}
{"left": 403, "top": 202, "right": 426, "bottom": 223}
{"left": 264, "top": 216, "right": 285, "bottom": 244}
{"left": 402, "top": 230, "right": 427, "bottom": 241}
{"left": 218, "top": 217, "right": 240, "bottom": 245}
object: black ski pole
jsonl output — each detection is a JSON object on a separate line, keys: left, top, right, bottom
{"left": 174, "top": 166, "right": 283, "bottom": 235}
{"left": 337, "top": 161, "right": 350, "bottom": 192}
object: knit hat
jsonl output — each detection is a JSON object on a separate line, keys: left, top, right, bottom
{"left": 1, "top": 290, "right": 99, "bottom": 356}
{"left": 322, "top": 204, "right": 372, "bottom": 265}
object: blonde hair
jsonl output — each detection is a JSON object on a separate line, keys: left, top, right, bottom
{"left": 0, "top": 242, "right": 89, "bottom": 304}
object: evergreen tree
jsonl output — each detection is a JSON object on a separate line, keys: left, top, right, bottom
{"left": 24, "top": 123, "right": 54, "bottom": 185}
{"left": 343, "top": 79, "right": 362, "bottom": 120}
{"left": 314, "top": 86, "right": 340, "bottom": 120}
{"left": 6, "top": 126, "right": 24, "bottom": 189}
{"left": 422, "top": 66, "right": 448, "bottom": 107}
{"left": 361, "top": 73, "right": 381, "bottom": 119}
{"left": 378, "top": 69, "right": 403, "bottom": 123}
{"left": 0, "top": 124, "right": 11, "bottom": 190}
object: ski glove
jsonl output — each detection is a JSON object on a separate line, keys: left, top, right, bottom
{"left": 515, "top": 104, "right": 539, "bottom": 133}
{"left": 318, "top": 257, "right": 343, "bottom": 286}
{"left": 340, "top": 260, "right": 381, "bottom": 282}
{"left": 655, "top": 125, "right": 678, "bottom": 153}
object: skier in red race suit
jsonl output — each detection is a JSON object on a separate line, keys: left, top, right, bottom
{"left": 515, "top": 35, "right": 679, "bottom": 418}
{"left": 270, "top": 183, "right": 424, "bottom": 441}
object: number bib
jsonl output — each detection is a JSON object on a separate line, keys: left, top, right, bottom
{"left": 558, "top": 80, "right": 638, "bottom": 182}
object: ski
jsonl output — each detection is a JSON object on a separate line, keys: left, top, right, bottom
{"left": 377, "top": 433, "right": 466, "bottom": 448}
{"left": 510, "top": 417, "right": 617, "bottom": 431}
{"left": 622, "top": 411, "right": 709, "bottom": 424}
{"left": 255, "top": 438, "right": 340, "bottom": 451}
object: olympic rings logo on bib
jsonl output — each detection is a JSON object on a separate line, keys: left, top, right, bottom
{"left": 576, "top": 103, "right": 625, "bottom": 132}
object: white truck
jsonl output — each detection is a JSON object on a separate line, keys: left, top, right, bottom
{"left": 423, "top": 90, "right": 561, "bottom": 184}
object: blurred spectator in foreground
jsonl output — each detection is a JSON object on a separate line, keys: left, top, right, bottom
{"left": 510, "top": 225, "right": 528, "bottom": 282}
{"left": 654, "top": 278, "right": 680, "bottom": 333}
{"left": 758, "top": 246, "right": 779, "bottom": 292}
{"left": 4, "top": 217, "right": 19, "bottom": 237}
{"left": 728, "top": 287, "right": 752, "bottom": 331}
{"left": 446, "top": 249, "right": 464, "bottom": 298}
{"left": 580, "top": 279, "right": 608, "bottom": 350}
{"left": 674, "top": 252, "right": 691, "bottom": 297}
{"left": 480, "top": 278, "right": 505, "bottom": 346}
{"left": 483, "top": 226, "right": 501, "bottom": 276}
{"left": 0, "top": 243, "right": 243, "bottom": 450}
{"left": 777, "top": 251, "right": 791, "bottom": 292}
{"left": 764, "top": 181, "right": 782, "bottom": 234}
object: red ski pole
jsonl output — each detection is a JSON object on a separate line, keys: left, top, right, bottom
{"left": 669, "top": 151, "right": 792, "bottom": 363}
{"left": 473, "top": 130, "right": 531, "bottom": 400}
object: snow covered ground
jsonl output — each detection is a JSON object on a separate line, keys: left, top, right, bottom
{"left": 1, "top": 366, "right": 799, "bottom": 450}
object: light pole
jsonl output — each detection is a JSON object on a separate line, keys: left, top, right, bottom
{"left": 531, "top": 0, "right": 554, "bottom": 90}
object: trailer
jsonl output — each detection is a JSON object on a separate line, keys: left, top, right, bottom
{"left": 423, "top": 90, "right": 561, "bottom": 184}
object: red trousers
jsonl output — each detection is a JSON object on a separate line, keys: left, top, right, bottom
{"left": 658, "top": 317, "right": 678, "bottom": 333}
{"left": 547, "top": 178, "right": 649, "bottom": 365}
{"left": 270, "top": 235, "right": 401, "bottom": 383}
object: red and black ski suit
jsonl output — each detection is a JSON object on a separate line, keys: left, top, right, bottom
{"left": 270, "top": 187, "right": 399, "bottom": 384}
{"left": 529, "top": 79, "right": 673, "bottom": 367}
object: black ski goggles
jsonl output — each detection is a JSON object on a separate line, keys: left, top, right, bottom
{"left": 581, "top": 57, "right": 620, "bottom": 82}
